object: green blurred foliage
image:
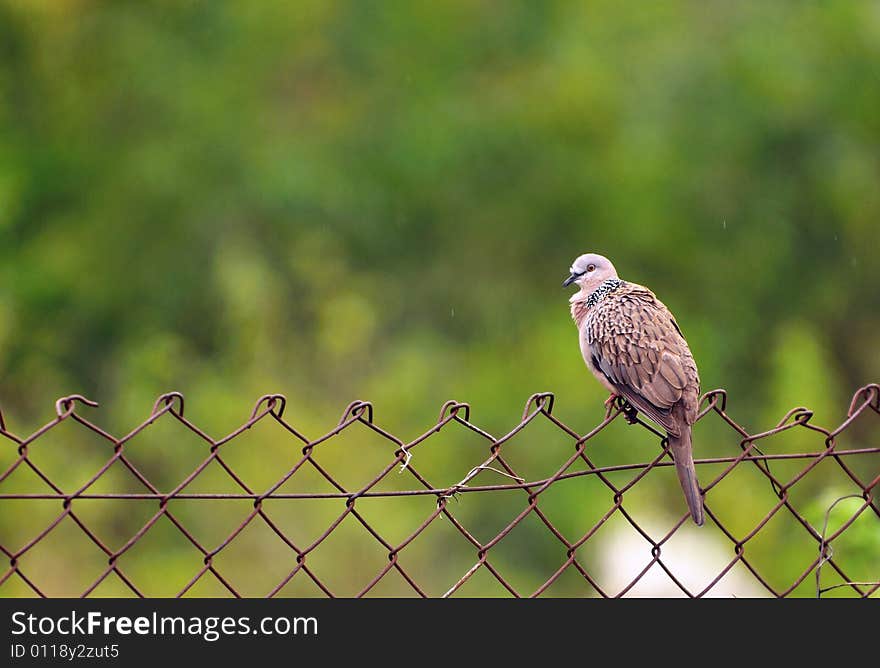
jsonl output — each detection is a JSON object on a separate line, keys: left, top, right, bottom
{"left": 0, "top": 1, "right": 877, "bottom": 597}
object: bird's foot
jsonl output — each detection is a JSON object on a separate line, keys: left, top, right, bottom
{"left": 603, "top": 393, "right": 619, "bottom": 420}
{"left": 604, "top": 393, "right": 639, "bottom": 424}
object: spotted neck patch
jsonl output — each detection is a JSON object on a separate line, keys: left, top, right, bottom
{"left": 585, "top": 278, "right": 625, "bottom": 308}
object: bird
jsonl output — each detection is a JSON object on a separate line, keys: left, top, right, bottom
{"left": 563, "top": 253, "right": 704, "bottom": 526}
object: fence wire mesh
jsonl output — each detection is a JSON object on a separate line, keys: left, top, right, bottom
{"left": 1, "top": 384, "right": 878, "bottom": 598}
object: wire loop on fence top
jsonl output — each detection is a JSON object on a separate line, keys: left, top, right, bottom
{"left": 54, "top": 394, "right": 99, "bottom": 419}
{"left": 250, "top": 393, "right": 287, "bottom": 420}
{"left": 774, "top": 406, "right": 813, "bottom": 429}
{"left": 697, "top": 388, "right": 727, "bottom": 418}
{"left": 0, "top": 384, "right": 877, "bottom": 599}
{"left": 438, "top": 400, "right": 470, "bottom": 423}
{"left": 849, "top": 383, "right": 880, "bottom": 417}
{"left": 522, "top": 392, "right": 554, "bottom": 420}
{"left": 339, "top": 400, "right": 373, "bottom": 425}
{"left": 150, "top": 391, "right": 184, "bottom": 418}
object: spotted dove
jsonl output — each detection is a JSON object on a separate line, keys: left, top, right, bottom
{"left": 564, "top": 253, "right": 704, "bottom": 526}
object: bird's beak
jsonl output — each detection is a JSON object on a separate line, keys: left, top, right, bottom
{"left": 562, "top": 272, "right": 581, "bottom": 288}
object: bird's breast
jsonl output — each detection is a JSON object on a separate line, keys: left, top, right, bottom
{"left": 578, "top": 317, "right": 617, "bottom": 394}
{"left": 570, "top": 299, "right": 591, "bottom": 330}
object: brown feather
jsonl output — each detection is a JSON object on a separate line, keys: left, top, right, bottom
{"left": 658, "top": 351, "right": 687, "bottom": 390}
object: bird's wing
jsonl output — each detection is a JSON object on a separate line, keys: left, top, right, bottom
{"left": 586, "top": 284, "right": 699, "bottom": 434}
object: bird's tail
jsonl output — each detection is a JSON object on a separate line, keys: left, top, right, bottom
{"left": 668, "top": 428, "right": 704, "bottom": 526}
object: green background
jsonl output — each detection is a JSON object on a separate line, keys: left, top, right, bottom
{"left": 0, "top": 1, "right": 877, "bottom": 597}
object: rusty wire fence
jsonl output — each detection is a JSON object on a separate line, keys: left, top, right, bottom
{"left": 0, "top": 384, "right": 878, "bottom": 599}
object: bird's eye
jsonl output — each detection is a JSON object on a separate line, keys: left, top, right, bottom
{"left": 587, "top": 264, "right": 596, "bottom": 272}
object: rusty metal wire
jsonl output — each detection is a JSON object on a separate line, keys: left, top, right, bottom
{"left": 0, "top": 384, "right": 877, "bottom": 598}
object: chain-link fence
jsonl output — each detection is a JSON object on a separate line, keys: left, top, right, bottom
{"left": 1, "top": 384, "right": 877, "bottom": 598}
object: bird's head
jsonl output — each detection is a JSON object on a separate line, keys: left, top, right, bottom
{"left": 563, "top": 253, "right": 619, "bottom": 293}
